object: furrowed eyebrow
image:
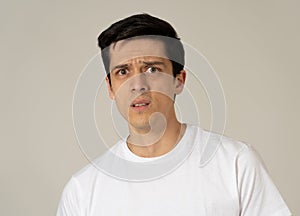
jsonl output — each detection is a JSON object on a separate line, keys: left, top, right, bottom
{"left": 111, "top": 61, "right": 166, "bottom": 72}
{"left": 111, "top": 64, "right": 129, "bottom": 71}
{"left": 141, "top": 61, "right": 166, "bottom": 67}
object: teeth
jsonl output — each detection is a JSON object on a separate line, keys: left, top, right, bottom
{"left": 134, "top": 103, "right": 147, "bottom": 107}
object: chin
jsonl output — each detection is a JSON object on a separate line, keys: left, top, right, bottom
{"left": 129, "top": 120, "right": 151, "bottom": 132}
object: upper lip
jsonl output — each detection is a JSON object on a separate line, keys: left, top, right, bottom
{"left": 130, "top": 98, "right": 151, "bottom": 107}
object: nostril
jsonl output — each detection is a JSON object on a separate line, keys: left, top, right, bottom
{"left": 131, "top": 87, "right": 147, "bottom": 93}
{"left": 130, "top": 80, "right": 149, "bottom": 93}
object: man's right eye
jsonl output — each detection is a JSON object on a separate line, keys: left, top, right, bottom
{"left": 116, "top": 69, "right": 128, "bottom": 76}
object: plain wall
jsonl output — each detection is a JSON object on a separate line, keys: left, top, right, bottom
{"left": 1, "top": 0, "right": 299, "bottom": 215}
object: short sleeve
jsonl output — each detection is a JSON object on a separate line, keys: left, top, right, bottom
{"left": 236, "top": 145, "right": 292, "bottom": 216}
{"left": 56, "top": 176, "right": 82, "bottom": 216}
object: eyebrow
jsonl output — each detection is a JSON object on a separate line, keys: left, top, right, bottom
{"left": 141, "top": 61, "right": 166, "bottom": 67}
{"left": 111, "top": 61, "right": 166, "bottom": 72}
{"left": 112, "top": 63, "right": 129, "bottom": 71}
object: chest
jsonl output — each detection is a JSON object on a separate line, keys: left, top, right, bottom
{"left": 85, "top": 162, "right": 240, "bottom": 216}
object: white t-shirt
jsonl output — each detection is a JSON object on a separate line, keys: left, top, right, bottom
{"left": 57, "top": 125, "right": 292, "bottom": 216}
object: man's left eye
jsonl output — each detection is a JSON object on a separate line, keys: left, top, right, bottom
{"left": 146, "top": 67, "right": 159, "bottom": 73}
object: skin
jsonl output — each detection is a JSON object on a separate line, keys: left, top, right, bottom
{"left": 105, "top": 38, "right": 187, "bottom": 157}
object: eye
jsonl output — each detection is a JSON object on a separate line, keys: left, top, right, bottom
{"left": 116, "top": 68, "right": 128, "bottom": 76}
{"left": 145, "top": 66, "right": 160, "bottom": 73}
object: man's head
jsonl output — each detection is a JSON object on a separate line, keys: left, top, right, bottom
{"left": 97, "top": 13, "right": 185, "bottom": 85}
{"left": 97, "top": 13, "right": 186, "bottom": 134}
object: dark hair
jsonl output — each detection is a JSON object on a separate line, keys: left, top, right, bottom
{"left": 97, "top": 13, "right": 185, "bottom": 84}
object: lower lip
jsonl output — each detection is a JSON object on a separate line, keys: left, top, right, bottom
{"left": 131, "top": 104, "right": 150, "bottom": 112}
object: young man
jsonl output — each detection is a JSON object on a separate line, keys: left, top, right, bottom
{"left": 57, "top": 14, "right": 292, "bottom": 215}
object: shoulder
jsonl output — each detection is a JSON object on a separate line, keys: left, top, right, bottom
{"left": 189, "top": 125, "right": 252, "bottom": 167}
{"left": 68, "top": 140, "right": 124, "bottom": 185}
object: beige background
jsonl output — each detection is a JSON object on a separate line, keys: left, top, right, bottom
{"left": 1, "top": 0, "right": 299, "bottom": 215}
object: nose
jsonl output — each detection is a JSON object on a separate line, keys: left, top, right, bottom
{"left": 130, "top": 73, "right": 150, "bottom": 94}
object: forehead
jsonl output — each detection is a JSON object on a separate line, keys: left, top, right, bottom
{"left": 109, "top": 38, "right": 168, "bottom": 70}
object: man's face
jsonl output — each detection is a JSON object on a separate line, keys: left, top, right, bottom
{"left": 106, "top": 38, "right": 185, "bottom": 132}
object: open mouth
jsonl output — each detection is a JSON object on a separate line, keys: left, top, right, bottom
{"left": 132, "top": 103, "right": 150, "bottom": 107}
{"left": 130, "top": 99, "right": 151, "bottom": 111}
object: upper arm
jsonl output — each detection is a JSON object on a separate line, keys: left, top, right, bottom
{"left": 56, "top": 176, "right": 82, "bottom": 216}
{"left": 236, "top": 145, "right": 292, "bottom": 216}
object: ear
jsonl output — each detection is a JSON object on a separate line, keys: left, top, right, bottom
{"left": 105, "top": 76, "right": 115, "bottom": 99}
{"left": 174, "top": 70, "right": 186, "bottom": 94}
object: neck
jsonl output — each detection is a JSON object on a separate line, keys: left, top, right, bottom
{"left": 127, "top": 119, "right": 186, "bottom": 158}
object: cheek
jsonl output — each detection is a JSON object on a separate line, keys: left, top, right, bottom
{"left": 148, "top": 78, "right": 175, "bottom": 99}
{"left": 152, "top": 93, "right": 175, "bottom": 109}
{"left": 111, "top": 82, "right": 131, "bottom": 117}
{"left": 111, "top": 80, "right": 128, "bottom": 99}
